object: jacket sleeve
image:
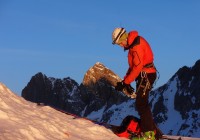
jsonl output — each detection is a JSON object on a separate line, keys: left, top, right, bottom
{"left": 124, "top": 68, "right": 131, "bottom": 79}
{"left": 124, "top": 49, "right": 144, "bottom": 84}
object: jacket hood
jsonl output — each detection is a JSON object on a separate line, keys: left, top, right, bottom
{"left": 127, "top": 31, "right": 139, "bottom": 46}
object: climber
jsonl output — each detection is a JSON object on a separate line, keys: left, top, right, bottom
{"left": 112, "top": 27, "right": 157, "bottom": 140}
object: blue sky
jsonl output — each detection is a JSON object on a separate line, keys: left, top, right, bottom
{"left": 0, "top": 0, "right": 200, "bottom": 95}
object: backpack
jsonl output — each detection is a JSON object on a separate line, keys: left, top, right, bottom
{"left": 112, "top": 115, "right": 163, "bottom": 139}
{"left": 113, "top": 115, "right": 141, "bottom": 138}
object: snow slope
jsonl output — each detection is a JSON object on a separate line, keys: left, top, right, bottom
{"left": 150, "top": 74, "right": 200, "bottom": 137}
{"left": 0, "top": 82, "right": 126, "bottom": 140}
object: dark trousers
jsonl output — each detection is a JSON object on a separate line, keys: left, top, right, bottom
{"left": 135, "top": 72, "right": 156, "bottom": 132}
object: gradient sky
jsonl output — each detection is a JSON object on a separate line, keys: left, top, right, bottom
{"left": 0, "top": 0, "right": 200, "bottom": 95}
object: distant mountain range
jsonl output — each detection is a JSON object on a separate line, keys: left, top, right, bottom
{"left": 22, "top": 60, "right": 200, "bottom": 137}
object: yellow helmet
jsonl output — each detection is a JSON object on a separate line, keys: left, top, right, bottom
{"left": 112, "top": 27, "right": 126, "bottom": 44}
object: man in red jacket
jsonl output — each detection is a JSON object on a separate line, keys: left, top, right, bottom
{"left": 112, "top": 27, "right": 157, "bottom": 140}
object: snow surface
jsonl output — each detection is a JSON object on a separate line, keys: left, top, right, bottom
{"left": 162, "top": 135, "right": 200, "bottom": 140}
{"left": 159, "top": 76, "right": 183, "bottom": 134}
{"left": 0, "top": 83, "right": 126, "bottom": 140}
{"left": 86, "top": 100, "right": 138, "bottom": 126}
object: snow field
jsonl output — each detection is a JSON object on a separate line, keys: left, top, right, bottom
{"left": 0, "top": 83, "right": 126, "bottom": 140}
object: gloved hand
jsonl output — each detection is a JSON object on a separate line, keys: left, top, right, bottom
{"left": 115, "top": 81, "right": 135, "bottom": 94}
{"left": 115, "top": 81, "right": 136, "bottom": 98}
{"left": 125, "top": 84, "right": 135, "bottom": 95}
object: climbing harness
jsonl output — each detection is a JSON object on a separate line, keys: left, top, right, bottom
{"left": 136, "top": 71, "right": 151, "bottom": 96}
{"left": 136, "top": 62, "right": 159, "bottom": 96}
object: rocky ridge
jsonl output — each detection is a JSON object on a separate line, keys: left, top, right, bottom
{"left": 22, "top": 60, "right": 200, "bottom": 137}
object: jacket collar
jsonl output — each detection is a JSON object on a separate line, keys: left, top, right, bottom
{"left": 124, "top": 35, "right": 140, "bottom": 50}
{"left": 124, "top": 31, "right": 139, "bottom": 51}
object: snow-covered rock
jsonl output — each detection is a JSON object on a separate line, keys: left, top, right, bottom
{"left": 150, "top": 60, "right": 200, "bottom": 137}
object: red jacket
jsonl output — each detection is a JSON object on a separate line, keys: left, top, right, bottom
{"left": 124, "top": 31, "right": 156, "bottom": 84}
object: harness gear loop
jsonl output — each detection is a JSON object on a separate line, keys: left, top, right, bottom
{"left": 141, "top": 71, "right": 146, "bottom": 79}
{"left": 136, "top": 71, "right": 151, "bottom": 96}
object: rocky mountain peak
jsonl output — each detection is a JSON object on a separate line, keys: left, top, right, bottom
{"left": 173, "top": 59, "right": 200, "bottom": 116}
{"left": 82, "top": 62, "right": 121, "bottom": 86}
{"left": 80, "top": 62, "right": 129, "bottom": 118}
{"left": 21, "top": 72, "right": 85, "bottom": 115}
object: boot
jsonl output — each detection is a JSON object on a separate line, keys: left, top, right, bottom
{"left": 131, "top": 131, "right": 155, "bottom": 140}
